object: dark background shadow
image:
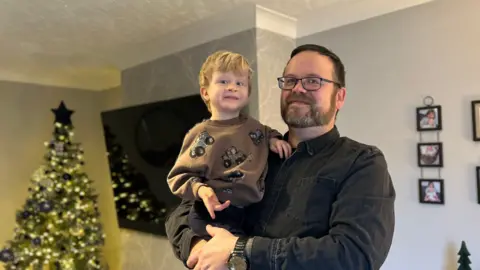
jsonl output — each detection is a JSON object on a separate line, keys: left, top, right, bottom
{"left": 101, "top": 94, "right": 210, "bottom": 236}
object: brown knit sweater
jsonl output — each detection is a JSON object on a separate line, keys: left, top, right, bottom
{"left": 167, "top": 114, "right": 282, "bottom": 207}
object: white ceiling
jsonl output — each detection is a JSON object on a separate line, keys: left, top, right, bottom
{"left": 0, "top": 0, "right": 434, "bottom": 90}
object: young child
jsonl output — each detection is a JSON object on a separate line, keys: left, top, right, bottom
{"left": 167, "top": 50, "right": 291, "bottom": 239}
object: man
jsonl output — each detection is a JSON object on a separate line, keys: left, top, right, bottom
{"left": 165, "top": 44, "right": 396, "bottom": 270}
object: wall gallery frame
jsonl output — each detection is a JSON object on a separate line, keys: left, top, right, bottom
{"left": 417, "top": 142, "right": 443, "bottom": 167}
{"left": 416, "top": 105, "right": 442, "bottom": 131}
{"left": 418, "top": 179, "right": 444, "bottom": 204}
{"left": 472, "top": 100, "right": 480, "bottom": 141}
{"left": 476, "top": 166, "right": 480, "bottom": 204}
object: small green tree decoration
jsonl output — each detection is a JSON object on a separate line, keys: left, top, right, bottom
{"left": 457, "top": 241, "right": 472, "bottom": 270}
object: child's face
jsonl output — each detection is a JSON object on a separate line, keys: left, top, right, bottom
{"left": 202, "top": 71, "right": 249, "bottom": 116}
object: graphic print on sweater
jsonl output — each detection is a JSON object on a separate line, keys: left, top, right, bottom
{"left": 221, "top": 146, "right": 251, "bottom": 168}
{"left": 225, "top": 170, "right": 245, "bottom": 182}
{"left": 189, "top": 130, "right": 215, "bottom": 158}
{"left": 249, "top": 128, "right": 265, "bottom": 146}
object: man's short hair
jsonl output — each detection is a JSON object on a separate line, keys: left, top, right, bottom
{"left": 289, "top": 44, "right": 346, "bottom": 88}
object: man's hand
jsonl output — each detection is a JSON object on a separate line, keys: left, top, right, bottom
{"left": 198, "top": 186, "right": 230, "bottom": 219}
{"left": 187, "top": 225, "right": 238, "bottom": 270}
{"left": 270, "top": 138, "right": 292, "bottom": 159}
{"left": 190, "top": 237, "right": 207, "bottom": 256}
{"left": 188, "top": 238, "right": 207, "bottom": 270}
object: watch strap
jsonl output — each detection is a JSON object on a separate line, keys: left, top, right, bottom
{"left": 232, "top": 236, "right": 249, "bottom": 256}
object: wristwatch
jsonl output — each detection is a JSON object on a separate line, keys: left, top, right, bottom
{"left": 227, "top": 236, "right": 249, "bottom": 270}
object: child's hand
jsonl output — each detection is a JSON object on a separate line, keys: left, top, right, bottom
{"left": 197, "top": 186, "right": 230, "bottom": 219}
{"left": 269, "top": 138, "right": 292, "bottom": 159}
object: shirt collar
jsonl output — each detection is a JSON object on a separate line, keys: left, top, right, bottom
{"left": 206, "top": 113, "right": 248, "bottom": 127}
{"left": 283, "top": 126, "right": 340, "bottom": 156}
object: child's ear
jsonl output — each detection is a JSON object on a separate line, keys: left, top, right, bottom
{"left": 200, "top": 87, "right": 209, "bottom": 101}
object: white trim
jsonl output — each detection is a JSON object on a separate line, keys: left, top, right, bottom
{"left": 255, "top": 5, "right": 297, "bottom": 38}
{"left": 296, "top": 0, "right": 436, "bottom": 38}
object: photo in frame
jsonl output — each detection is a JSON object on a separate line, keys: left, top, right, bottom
{"left": 419, "top": 179, "right": 444, "bottom": 204}
{"left": 477, "top": 166, "right": 480, "bottom": 204}
{"left": 417, "top": 142, "right": 443, "bottom": 167}
{"left": 416, "top": 105, "right": 442, "bottom": 131}
{"left": 472, "top": 100, "right": 480, "bottom": 141}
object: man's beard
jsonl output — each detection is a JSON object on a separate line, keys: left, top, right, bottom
{"left": 280, "top": 92, "right": 337, "bottom": 128}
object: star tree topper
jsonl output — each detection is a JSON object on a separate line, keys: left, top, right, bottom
{"left": 51, "top": 101, "right": 74, "bottom": 125}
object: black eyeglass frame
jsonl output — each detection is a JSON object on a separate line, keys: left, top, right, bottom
{"left": 277, "top": 76, "right": 343, "bottom": 91}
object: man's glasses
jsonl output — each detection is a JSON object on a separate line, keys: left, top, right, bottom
{"left": 277, "top": 76, "right": 342, "bottom": 91}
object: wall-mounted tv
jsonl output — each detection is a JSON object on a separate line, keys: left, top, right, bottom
{"left": 101, "top": 94, "right": 210, "bottom": 236}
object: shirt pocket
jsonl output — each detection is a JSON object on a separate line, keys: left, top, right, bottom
{"left": 286, "top": 175, "right": 337, "bottom": 226}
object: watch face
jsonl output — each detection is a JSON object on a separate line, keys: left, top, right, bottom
{"left": 227, "top": 256, "right": 248, "bottom": 270}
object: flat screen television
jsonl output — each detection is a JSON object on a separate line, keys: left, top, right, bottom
{"left": 100, "top": 94, "right": 210, "bottom": 236}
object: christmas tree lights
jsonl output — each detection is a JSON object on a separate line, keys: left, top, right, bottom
{"left": 0, "top": 101, "right": 106, "bottom": 270}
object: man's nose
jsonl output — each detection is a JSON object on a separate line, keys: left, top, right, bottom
{"left": 291, "top": 80, "right": 306, "bottom": 93}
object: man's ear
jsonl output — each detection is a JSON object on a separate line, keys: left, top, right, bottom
{"left": 336, "top": 87, "right": 346, "bottom": 110}
{"left": 200, "top": 87, "right": 209, "bottom": 102}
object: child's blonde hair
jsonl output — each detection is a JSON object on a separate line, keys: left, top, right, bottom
{"left": 198, "top": 50, "right": 253, "bottom": 111}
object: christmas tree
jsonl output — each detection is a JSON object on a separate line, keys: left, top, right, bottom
{"left": 0, "top": 101, "right": 106, "bottom": 270}
{"left": 458, "top": 240, "right": 472, "bottom": 270}
{"left": 103, "top": 125, "right": 166, "bottom": 225}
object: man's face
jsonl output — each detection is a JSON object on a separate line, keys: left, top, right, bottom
{"left": 280, "top": 51, "right": 345, "bottom": 128}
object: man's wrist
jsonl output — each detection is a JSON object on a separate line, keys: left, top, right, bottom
{"left": 228, "top": 236, "right": 250, "bottom": 270}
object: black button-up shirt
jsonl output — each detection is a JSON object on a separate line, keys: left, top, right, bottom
{"left": 165, "top": 126, "right": 395, "bottom": 270}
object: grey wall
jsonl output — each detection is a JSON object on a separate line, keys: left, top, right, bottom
{"left": 255, "top": 28, "right": 295, "bottom": 134}
{"left": 298, "top": 0, "right": 480, "bottom": 269}
{"left": 121, "top": 29, "right": 258, "bottom": 117}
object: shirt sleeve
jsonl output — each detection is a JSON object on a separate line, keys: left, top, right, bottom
{"left": 167, "top": 127, "right": 208, "bottom": 200}
{"left": 165, "top": 198, "right": 199, "bottom": 266}
{"left": 248, "top": 147, "right": 396, "bottom": 270}
{"left": 265, "top": 125, "right": 283, "bottom": 140}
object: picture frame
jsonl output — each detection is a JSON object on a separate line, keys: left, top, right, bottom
{"left": 417, "top": 142, "right": 443, "bottom": 167}
{"left": 419, "top": 179, "right": 444, "bottom": 205}
{"left": 476, "top": 166, "right": 480, "bottom": 204}
{"left": 416, "top": 105, "right": 442, "bottom": 131}
{"left": 471, "top": 100, "right": 480, "bottom": 141}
